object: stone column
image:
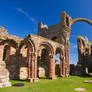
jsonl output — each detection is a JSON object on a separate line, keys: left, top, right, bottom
{"left": 60, "top": 53, "right": 64, "bottom": 77}
{"left": 60, "top": 12, "right": 71, "bottom": 77}
{"left": 27, "top": 48, "right": 38, "bottom": 82}
{"left": 33, "top": 53, "right": 39, "bottom": 82}
{"left": 65, "top": 40, "right": 70, "bottom": 77}
{"left": 48, "top": 56, "right": 56, "bottom": 79}
{"left": 62, "top": 57, "right": 66, "bottom": 77}
{"left": 27, "top": 48, "right": 31, "bottom": 80}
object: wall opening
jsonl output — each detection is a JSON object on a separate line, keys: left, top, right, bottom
{"left": 3, "top": 45, "right": 10, "bottom": 61}
{"left": 55, "top": 48, "right": 61, "bottom": 77}
{"left": 52, "top": 37, "right": 59, "bottom": 43}
{"left": 37, "top": 48, "right": 49, "bottom": 78}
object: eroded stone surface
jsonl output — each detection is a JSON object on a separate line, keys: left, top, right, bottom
{"left": 0, "top": 61, "right": 11, "bottom": 88}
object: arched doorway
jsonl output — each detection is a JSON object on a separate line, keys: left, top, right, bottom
{"left": 55, "top": 47, "right": 65, "bottom": 77}
{"left": 3, "top": 45, "right": 10, "bottom": 61}
{"left": 18, "top": 36, "right": 38, "bottom": 82}
{"left": 37, "top": 42, "right": 56, "bottom": 79}
{"left": 19, "top": 45, "right": 28, "bottom": 80}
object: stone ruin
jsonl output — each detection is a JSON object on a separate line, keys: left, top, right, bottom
{"left": 70, "top": 36, "right": 92, "bottom": 75}
{"left": 0, "top": 60, "right": 11, "bottom": 87}
{"left": 0, "top": 12, "right": 92, "bottom": 86}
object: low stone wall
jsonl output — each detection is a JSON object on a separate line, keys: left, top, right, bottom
{"left": 70, "top": 64, "right": 83, "bottom": 76}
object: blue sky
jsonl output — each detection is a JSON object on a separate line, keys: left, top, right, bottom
{"left": 0, "top": 0, "right": 92, "bottom": 64}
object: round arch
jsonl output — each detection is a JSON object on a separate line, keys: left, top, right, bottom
{"left": 17, "top": 36, "right": 38, "bottom": 82}
{"left": 0, "top": 39, "right": 18, "bottom": 49}
{"left": 37, "top": 41, "right": 55, "bottom": 79}
{"left": 71, "top": 18, "right": 92, "bottom": 27}
{"left": 18, "top": 37, "right": 36, "bottom": 53}
{"left": 55, "top": 47, "right": 64, "bottom": 55}
{"left": 55, "top": 46, "right": 64, "bottom": 77}
{"left": 38, "top": 42, "right": 54, "bottom": 57}
{"left": 68, "top": 17, "right": 92, "bottom": 75}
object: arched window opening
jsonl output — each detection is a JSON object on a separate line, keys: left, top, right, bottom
{"left": 3, "top": 45, "right": 10, "bottom": 61}
{"left": 37, "top": 48, "right": 49, "bottom": 78}
{"left": 37, "top": 42, "right": 54, "bottom": 79}
{"left": 66, "top": 17, "right": 69, "bottom": 26}
{"left": 52, "top": 37, "right": 59, "bottom": 42}
{"left": 19, "top": 45, "right": 28, "bottom": 80}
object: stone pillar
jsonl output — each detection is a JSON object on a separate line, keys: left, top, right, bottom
{"left": 27, "top": 48, "right": 31, "bottom": 80}
{"left": 48, "top": 56, "right": 56, "bottom": 79}
{"left": 59, "top": 12, "right": 72, "bottom": 77}
{"left": 62, "top": 57, "right": 66, "bottom": 77}
{"left": 60, "top": 53, "right": 65, "bottom": 77}
{"left": 27, "top": 48, "right": 38, "bottom": 82}
{"left": 65, "top": 40, "right": 70, "bottom": 77}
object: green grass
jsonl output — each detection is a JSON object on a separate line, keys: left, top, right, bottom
{"left": 0, "top": 76, "right": 92, "bottom": 92}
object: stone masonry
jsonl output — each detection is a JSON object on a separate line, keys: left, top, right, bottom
{"left": 70, "top": 36, "right": 92, "bottom": 75}
{"left": 0, "top": 12, "right": 92, "bottom": 84}
{"left": 0, "top": 60, "right": 11, "bottom": 88}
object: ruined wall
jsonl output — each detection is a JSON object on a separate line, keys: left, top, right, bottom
{"left": 38, "top": 23, "right": 60, "bottom": 40}
{"left": 38, "top": 12, "right": 72, "bottom": 77}
{"left": 0, "top": 27, "right": 23, "bottom": 79}
{"left": 77, "top": 36, "right": 92, "bottom": 74}
{"left": 0, "top": 27, "right": 64, "bottom": 82}
{"left": 1, "top": 11, "right": 92, "bottom": 82}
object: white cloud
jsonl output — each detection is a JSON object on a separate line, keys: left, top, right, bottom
{"left": 16, "top": 8, "right": 37, "bottom": 24}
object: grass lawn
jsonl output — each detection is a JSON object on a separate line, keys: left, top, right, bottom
{"left": 0, "top": 76, "right": 92, "bottom": 92}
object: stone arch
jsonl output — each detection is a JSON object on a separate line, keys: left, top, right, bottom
{"left": 37, "top": 41, "right": 56, "bottom": 79}
{"left": 18, "top": 37, "right": 36, "bottom": 53}
{"left": 0, "top": 39, "right": 18, "bottom": 79}
{"left": 55, "top": 47, "right": 63, "bottom": 54}
{"left": 18, "top": 36, "right": 38, "bottom": 82}
{"left": 38, "top": 42, "right": 54, "bottom": 57}
{"left": 55, "top": 46, "right": 65, "bottom": 77}
{"left": 71, "top": 18, "right": 92, "bottom": 27}
{"left": 61, "top": 13, "right": 92, "bottom": 77}
{"left": 3, "top": 45, "right": 10, "bottom": 61}
{"left": 0, "top": 39, "right": 18, "bottom": 62}
{"left": 0, "top": 39, "right": 18, "bottom": 49}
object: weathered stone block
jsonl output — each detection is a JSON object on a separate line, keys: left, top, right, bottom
{"left": 0, "top": 61, "right": 11, "bottom": 88}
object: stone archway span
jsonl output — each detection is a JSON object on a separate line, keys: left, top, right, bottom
{"left": 55, "top": 47, "right": 65, "bottom": 77}
{"left": 55, "top": 46, "right": 64, "bottom": 54}
{"left": 39, "top": 42, "right": 54, "bottom": 57}
{"left": 71, "top": 18, "right": 92, "bottom": 27}
{"left": 17, "top": 35, "right": 38, "bottom": 82}
{"left": 0, "top": 39, "right": 18, "bottom": 49}
{"left": 60, "top": 12, "right": 92, "bottom": 77}
{"left": 18, "top": 37, "right": 36, "bottom": 53}
{"left": 38, "top": 41, "right": 56, "bottom": 79}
